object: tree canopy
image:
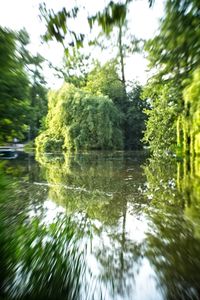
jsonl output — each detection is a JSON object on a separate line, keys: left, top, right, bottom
{"left": 36, "top": 83, "right": 124, "bottom": 152}
{"left": 85, "top": 61, "right": 125, "bottom": 110}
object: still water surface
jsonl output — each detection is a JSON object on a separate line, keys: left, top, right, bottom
{"left": 0, "top": 151, "right": 200, "bottom": 300}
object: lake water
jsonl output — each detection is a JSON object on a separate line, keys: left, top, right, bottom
{"left": 0, "top": 151, "right": 200, "bottom": 300}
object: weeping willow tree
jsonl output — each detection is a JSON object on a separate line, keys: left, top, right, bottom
{"left": 36, "top": 83, "right": 123, "bottom": 152}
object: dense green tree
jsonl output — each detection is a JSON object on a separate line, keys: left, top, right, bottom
{"left": 143, "top": 0, "right": 200, "bottom": 155}
{"left": 146, "top": 0, "right": 200, "bottom": 84}
{"left": 17, "top": 29, "right": 48, "bottom": 139}
{"left": 142, "top": 81, "right": 179, "bottom": 155}
{"left": 85, "top": 60, "right": 125, "bottom": 110}
{"left": 27, "top": 54, "right": 48, "bottom": 139}
{"left": 90, "top": 8, "right": 144, "bottom": 150}
{"left": 0, "top": 27, "right": 48, "bottom": 144}
{"left": 126, "top": 84, "right": 148, "bottom": 149}
{"left": 85, "top": 62, "right": 147, "bottom": 149}
{"left": 36, "top": 83, "right": 123, "bottom": 152}
{"left": 0, "top": 27, "right": 30, "bottom": 143}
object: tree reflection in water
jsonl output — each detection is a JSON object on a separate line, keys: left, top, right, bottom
{"left": 0, "top": 158, "right": 88, "bottom": 300}
{"left": 143, "top": 155, "right": 200, "bottom": 300}
{"left": 0, "top": 151, "right": 200, "bottom": 300}
{"left": 36, "top": 151, "right": 149, "bottom": 299}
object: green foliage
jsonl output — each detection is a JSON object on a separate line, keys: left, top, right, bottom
{"left": 126, "top": 84, "right": 148, "bottom": 149}
{"left": 85, "top": 63, "right": 147, "bottom": 149}
{"left": 146, "top": 0, "right": 200, "bottom": 83}
{"left": 142, "top": 82, "right": 178, "bottom": 155}
{"left": 88, "top": 1, "right": 128, "bottom": 35}
{"left": 39, "top": 3, "right": 82, "bottom": 49}
{"left": 23, "top": 140, "right": 35, "bottom": 152}
{"left": 27, "top": 54, "right": 48, "bottom": 139}
{"left": 36, "top": 133, "right": 64, "bottom": 153}
{"left": 143, "top": 0, "right": 200, "bottom": 156}
{"left": 0, "top": 27, "right": 30, "bottom": 143}
{"left": 181, "top": 68, "right": 200, "bottom": 155}
{"left": 0, "top": 27, "right": 48, "bottom": 144}
{"left": 39, "top": 1, "right": 153, "bottom": 51}
{"left": 18, "top": 30, "right": 48, "bottom": 139}
{"left": 85, "top": 61, "right": 125, "bottom": 110}
{"left": 36, "top": 83, "right": 123, "bottom": 152}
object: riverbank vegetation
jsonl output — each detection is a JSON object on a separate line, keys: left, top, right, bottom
{"left": 36, "top": 60, "right": 147, "bottom": 152}
{"left": 35, "top": 0, "right": 200, "bottom": 159}
{"left": 0, "top": 0, "right": 199, "bottom": 160}
{"left": 143, "top": 0, "right": 200, "bottom": 157}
